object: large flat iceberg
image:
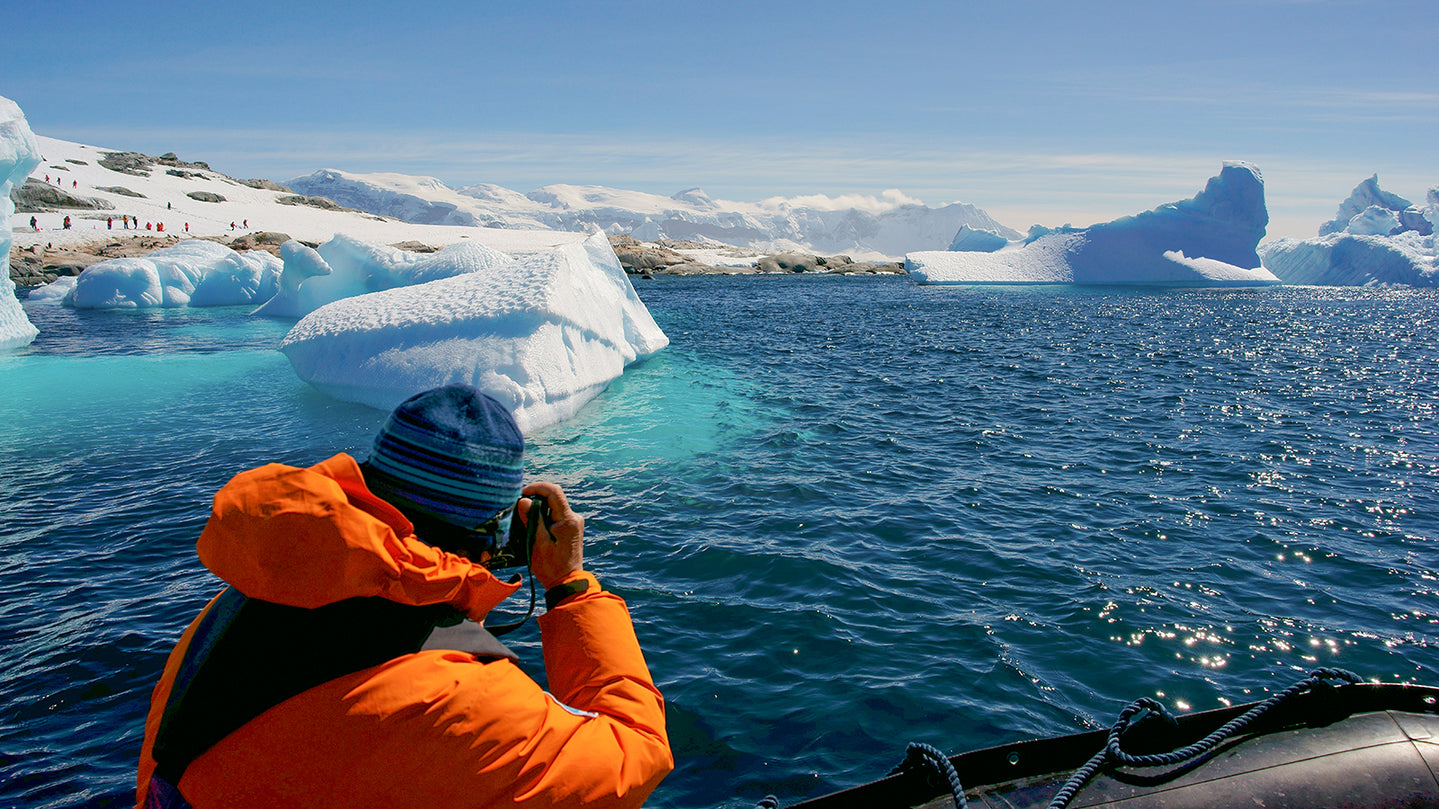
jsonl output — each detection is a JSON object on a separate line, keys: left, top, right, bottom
{"left": 1258, "top": 177, "right": 1438, "bottom": 287}
{"left": 280, "top": 232, "right": 669, "bottom": 432}
{"left": 1, "top": 96, "right": 42, "bottom": 350}
{"left": 907, "top": 163, "right": 1280, "bottom": 287}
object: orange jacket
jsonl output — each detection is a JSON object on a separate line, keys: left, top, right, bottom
{"left": 137, "top": 454, "right": 672, "bottom": 808}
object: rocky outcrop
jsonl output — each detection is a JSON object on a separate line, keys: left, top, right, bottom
{"left": 605, "top": 235, "right": 903, "bottom": 276}
{"left": 10, "top": 236, "right": 181, "bottom": 286}
{"left": 186, "top": 191, "right": 226, "bottom": 203}
{"left": 239, "top": 178, "right": 291, "bottom": 192}
{"left": 95, "top": 185, "right": 145, "bottom": 198}
{"left": 221, "top": 231, "right": 295, "bottom": 256}
{"left": 755, "top": 252, "right": 903, "bottom": 274}
{"left": 97, "top": 151, "right": 152, "bottom": 176}
{"left": 11, "top": 178, "right": 115, "bottom": 212}
{"left": 276, "top": 194, "right": 361, "bottom": 213}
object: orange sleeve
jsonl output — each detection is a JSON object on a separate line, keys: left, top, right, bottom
{"left": 532, "top": 572, "right": 674, "bottom": 807}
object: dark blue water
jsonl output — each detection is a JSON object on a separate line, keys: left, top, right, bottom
{"left": 2, "top": 276, "right": 1436, "bottom": 808}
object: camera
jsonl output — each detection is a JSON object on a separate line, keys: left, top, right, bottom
{"left": 482, "top": 494, "right": 551, "bottom": 570}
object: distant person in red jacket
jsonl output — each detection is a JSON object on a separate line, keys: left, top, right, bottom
{"left": 137, "top": 385, "right": 672, "bottom": 809}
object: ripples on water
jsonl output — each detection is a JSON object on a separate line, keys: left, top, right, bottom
{"left": 1, "top": 279, "right": 1435, "bottom": 808}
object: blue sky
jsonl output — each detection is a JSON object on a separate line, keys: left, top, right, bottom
{"left": 8, "top": 0, "right": 1435, "bottom": 237}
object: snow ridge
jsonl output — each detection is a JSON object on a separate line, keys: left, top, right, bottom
{"left": 288, "top": 169, "right": 1019, "bottom": 259}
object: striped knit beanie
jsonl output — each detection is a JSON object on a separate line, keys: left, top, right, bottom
{"left": 363, "top": 385, "right": 524, "bottom": 531}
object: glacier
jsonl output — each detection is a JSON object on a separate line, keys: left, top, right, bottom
{"left": 279, "top": 232, "right": 669, "bottom": 432}
{"left": 1, "top": 96, "right": 42, "bottom": 349}
{"left": 288, "top": 170, "right": 1020, "bottom": 259}
{"left": 1258, "top": 177, "right": 1438, "bottom": 287}
{"left": 907, "top": 163, "right": 1281, "bottom": 286}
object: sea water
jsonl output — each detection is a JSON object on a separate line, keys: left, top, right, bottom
{"left": 1, "top": 275, "right": 1436, "bottom": 808}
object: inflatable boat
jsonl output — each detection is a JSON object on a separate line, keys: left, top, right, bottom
{"left": 777, "top": 670, "right": 1439, "bottom": 809}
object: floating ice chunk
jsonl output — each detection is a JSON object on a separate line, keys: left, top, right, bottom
{"left": 280, "top": 232, "right": 669, "bottom": 432}
{"left": 252, "top": 234, "right": 512, "bottom": 318}
{"left": 65, "top": 240, "right": 283, "bottom": 308}
{"left": 27, "top": 276, "right": 77, "bottom": 304}
{"left": 909, "top": 163, "right": 1280, "bottom": 286}
{"left": 1, "top": 95, "right": 42, "bottom": 350}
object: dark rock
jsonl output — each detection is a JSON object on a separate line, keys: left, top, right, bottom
{"left": 65, "top": 158, "right": 88, "bottom": 165}
{"left": 167, "top": 169, "right": 204, "bottom": 179}
{"left": 186, "top": 191, "right": 226, "bottom": 203}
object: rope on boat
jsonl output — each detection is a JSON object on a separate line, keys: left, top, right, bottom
{"left": 900, "top": 742, "right": 967, "bottom": 809}
{"left": 1044, "top": 667, "right": 1363, "bottom": 809}
{"left": 753, "top": 667, "right": 1363, "bottom": 809}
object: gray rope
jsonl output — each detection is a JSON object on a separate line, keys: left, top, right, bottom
{"left": 1045, "top": 668, "right": 1362, "bottom": 809}
{"left": 903, "top": 742, "right": 968, "bottom": 809}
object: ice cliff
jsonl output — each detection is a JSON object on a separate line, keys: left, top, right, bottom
{"left": 0, "top": 96, "right": 42, "bottom": 350}
{"left": 1258, "top": 176, "right": 1438, "bottom": 287}
{"left": 906, "top": 163, "right": 1280, "bottom": 286}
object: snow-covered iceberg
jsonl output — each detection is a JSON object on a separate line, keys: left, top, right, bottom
{"left": 1, "top": 96, "right": 42, "bottom": 350}
{"left": 61, "top": 240, "right": 284, "bottom": 308}
{"left": 907, "top": 163, "right": 1281, "bottom": 286}
{"left": 253, "top": 234, "right": 511, "bottom": 318}
{"left": 279, "top": 232, "right": 669, "bottom": 432}
{"left": 1258, "top": 177, "right": 1438, "bottom": 287}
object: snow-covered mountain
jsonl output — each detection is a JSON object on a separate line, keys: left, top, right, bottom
{"left": 288, "top": 169, "right": 1020, "bottom": 260}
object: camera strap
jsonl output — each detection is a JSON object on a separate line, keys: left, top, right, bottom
{"left": 486, "top": 495, "right": 551, "bottom": 637}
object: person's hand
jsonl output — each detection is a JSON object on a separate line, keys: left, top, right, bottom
{"left": 519, "top": 482, "right": 585, "bottom": 590}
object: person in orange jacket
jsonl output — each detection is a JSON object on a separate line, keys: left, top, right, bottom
{"left": 136, "top": 385, "right": 673, "bottom": 808}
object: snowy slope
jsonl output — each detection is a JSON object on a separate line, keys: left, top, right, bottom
{"left": 12, "top": 136, "right": 588, "bottom": 256}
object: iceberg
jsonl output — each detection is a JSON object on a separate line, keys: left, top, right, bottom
{"left": 907, "top": 163, "right": 1280, "bottom": 286}
{"left": 1, "top": 96, "right": 42, "bottom": 350}
{"left": 252, "top": 235, "right": 513, "bottom": 318}
{"left": 1258, "top": 177, "right": 1438, "bottom": 287}
{"left": 63, "top": 240, "right": 284, "bottom": 308}
{"left": 279, "top": 232, "right": 669, "bottom": 432}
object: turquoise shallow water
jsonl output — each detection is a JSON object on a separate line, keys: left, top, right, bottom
{"left": 2, "top": 276, "right": 1437, "bottom": 808}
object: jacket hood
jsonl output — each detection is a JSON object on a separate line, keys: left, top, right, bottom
{"left": 197, "top": 453, "right": 520, "bottom": 621}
